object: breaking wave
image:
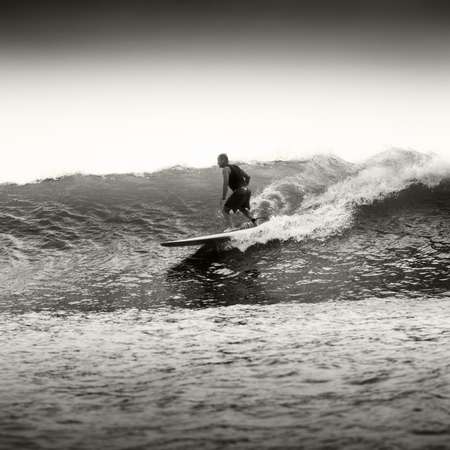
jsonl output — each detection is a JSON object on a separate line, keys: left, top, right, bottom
{"left": 232, "top": 149, "right": 450, "bottom": 250}
{"left": 0, "top": 148, "right": 449, "bottom": 311}
{"left": 0, "top": 149, "right": 448, "bottom": 259}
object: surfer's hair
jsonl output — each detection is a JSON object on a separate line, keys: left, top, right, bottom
{"left": 218, "top": 153, "right": 229, "bottom": 164}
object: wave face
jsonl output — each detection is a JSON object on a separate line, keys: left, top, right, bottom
{"left": 0, "top": 149, "right": 449, "bottom": 311}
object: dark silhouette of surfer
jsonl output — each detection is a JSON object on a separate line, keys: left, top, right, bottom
{"left": 217, "top": 153, "right": 257, "bottom": 230}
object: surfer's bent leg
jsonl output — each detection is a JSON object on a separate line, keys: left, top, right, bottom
{"left": 222, "top": 205, "right": 238, "bottom": 228}
{"left": 223, "top": 192, "right": 241, "bottom": 228}
{"left": 238, "top": 188, "right": 256, "bottom": 225}
{"left": 223, "top": 189, "right": 256, "bottom": 228}
{"left": 239, "top": 207, "right": 257, "bottom": 225}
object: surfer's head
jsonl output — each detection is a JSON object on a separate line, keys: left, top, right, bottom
{"left": 217, "top": 153, "right": 229, "bottom": 168}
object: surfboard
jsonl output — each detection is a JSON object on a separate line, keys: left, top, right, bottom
{"left": 161, "top": 224, "right": 260, "bottom": 247}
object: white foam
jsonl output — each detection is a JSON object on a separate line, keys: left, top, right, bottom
{"left": 231, "top": 150, "right": 450, "bottom": 251}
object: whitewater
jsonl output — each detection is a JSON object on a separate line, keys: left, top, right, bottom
{"left": 0, "top": 149, "right": 449, "bottom": 449}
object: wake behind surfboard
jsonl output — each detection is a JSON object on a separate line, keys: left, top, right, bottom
{"left": 161, "top": 223, "right": 263, "bottom": 247}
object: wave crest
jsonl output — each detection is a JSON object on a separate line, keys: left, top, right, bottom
{"left": 232, "top": 150, "right": 450, "bottom": 250}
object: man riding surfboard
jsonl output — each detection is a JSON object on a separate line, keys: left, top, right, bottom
{"left": 217, "top": 153, "right": 257, "bottom": 230}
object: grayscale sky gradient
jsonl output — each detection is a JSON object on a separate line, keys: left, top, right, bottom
{"left": 1, "top": 1, "right": 449, "bottom": 182}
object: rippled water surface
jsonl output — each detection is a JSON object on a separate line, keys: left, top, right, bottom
{"left": 0, "top": 151, "right": 449, "bottom": 449}
{"left": 1, "top": 300, "right": 450, "bottom": 449}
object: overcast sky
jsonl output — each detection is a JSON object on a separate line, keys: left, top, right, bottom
{"left": 1, "top": 0, "right": 450, "bottom": 182}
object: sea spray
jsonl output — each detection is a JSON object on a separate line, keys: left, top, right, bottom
{"left": 231, "top": 150, "right": 450, "bottom": 251}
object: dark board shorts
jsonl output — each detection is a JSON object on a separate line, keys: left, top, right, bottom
{"left": 224, "top": 187, "right": 251, "bottom": 213}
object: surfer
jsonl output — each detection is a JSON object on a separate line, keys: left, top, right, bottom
{"left": 217, "top": 153, "right": 257, "bottom": 230}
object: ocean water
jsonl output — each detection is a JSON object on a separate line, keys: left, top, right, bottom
{"left": 0, "top": 149, "right": 449, "bottom": 449}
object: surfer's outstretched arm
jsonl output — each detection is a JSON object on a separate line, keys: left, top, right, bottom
{"left": 221, "top": 167, "right": 233, "bottom": 227}
{"left": 221, "top": 167, "right": 230, "bottom": 201}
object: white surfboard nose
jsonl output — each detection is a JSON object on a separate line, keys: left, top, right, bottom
{"left": 160, "top": 222, "right": 263, "bottom": 248}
